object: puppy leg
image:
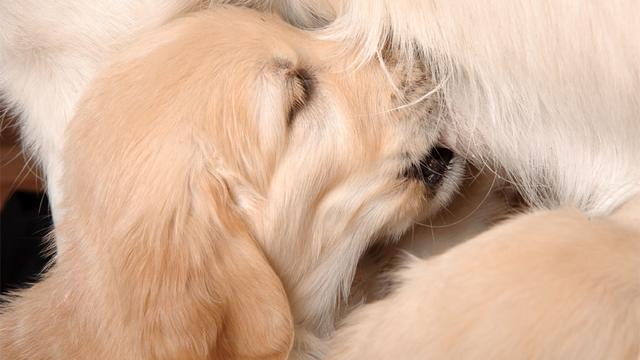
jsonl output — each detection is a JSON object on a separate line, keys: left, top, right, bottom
{"left": 328, "top": 198, "right": 640, "bottom": 359}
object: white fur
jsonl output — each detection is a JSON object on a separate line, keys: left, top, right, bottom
{"left": 323, "top": 0, "right": 640, "bottom": 215}
{"left": 0, "top": 0, "right": 204, "bottom": 251}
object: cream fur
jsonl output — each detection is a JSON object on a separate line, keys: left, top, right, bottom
{"left": 320, "top": 2, "right": 640, "bottom": 357}
{"left": 329, "top": 197, "right": 640, "bottom": 359}
{"left": 2, "top": 0, "right": 639, "bottom": 358}
{"left": 0, "top": 7, "right": 462, "bottom": 358}
{"left": 323, "top": 0, "right": 640, "bottom": 216}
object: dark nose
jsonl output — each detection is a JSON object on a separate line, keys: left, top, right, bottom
{"left": 419, "top": 147, "right": 454, "bottom": 187}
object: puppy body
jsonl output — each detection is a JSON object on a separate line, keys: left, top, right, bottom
{"left": 330, "top": 197, "right": 640, "bottom": 359}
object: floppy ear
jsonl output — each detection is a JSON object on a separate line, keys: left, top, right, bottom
{"left": 2, "top": 14, "right": 294, "bottom": 356}
{"left": 60, "top": 21, "right": 295, "bottom": 357}
{"left": 79, "top": 123, "right": 295, "bottom": 359}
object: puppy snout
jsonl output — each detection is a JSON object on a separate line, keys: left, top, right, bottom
{"left": 421, "top": 146, "right": 453, "bottom": 186}
{"left": 404, "top": 147, "right": 454, "bottom": 187}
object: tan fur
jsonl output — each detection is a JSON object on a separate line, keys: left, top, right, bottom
{"left": 0, "top": 10, "right": 296, "bottom": 358}
{"left": 0, "top": 7, "right": 462, "bottom": 358}
{"left": 329, "top": 197, "right": 640, "bottom": 359}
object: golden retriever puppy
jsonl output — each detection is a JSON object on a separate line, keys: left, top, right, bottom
{"left": 0, "top": 6, "right": 463, "bottom": 359}
{"left": 329, "top": 196, "right": 640, "bottom": 359}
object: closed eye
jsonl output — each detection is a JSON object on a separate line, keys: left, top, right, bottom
{"left": 286, "top": 68, "right": 314, "bottom": 126}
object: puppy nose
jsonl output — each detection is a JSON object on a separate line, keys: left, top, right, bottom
{"left": 420, "top": 147, "right": 454, "bottom": 187}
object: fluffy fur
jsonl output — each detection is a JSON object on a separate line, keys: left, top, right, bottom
{"left": 2, "top": 0, "right": 639, "bottom": 358}
{"left": 323, "top": 0, "right": 640, "bottom": 215}
{"left": 329, "top": 196, "right": 640, "bottom": 359}
{"left": 320, "top": 2, "right": 640, "bottom": 357}
{"left": 0, "top": 7, "right": 462, "bottom": 358}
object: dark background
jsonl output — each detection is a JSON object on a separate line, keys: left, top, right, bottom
{"left": 0, "top": 111, "right": 53, "bottom": 297}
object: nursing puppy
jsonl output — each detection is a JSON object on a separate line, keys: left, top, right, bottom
{"left": 0, "top": 7, "right": 463, "bottom": 359}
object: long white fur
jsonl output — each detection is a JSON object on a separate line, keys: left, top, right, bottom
{"left": 323, "top": 0, "right": 640, "bottom": 215}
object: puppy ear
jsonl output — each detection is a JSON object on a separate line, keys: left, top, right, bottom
{"left": 184, "top": 163, "right": 295, "bottom": 359}
{"left": 0, "top": 95, "right": 294, "bottom": 359}
{"left": 78, "top": 28, "right": 295, "bottom": 358}
{"left": 0, "top": 117, "right": 293, "bottom": 360}
{"left": 201, "top": 169, "right": 295, "bottom": 359}
{"left": 89, "top": 133, "right": 294, "bottom": 359}
{"left": 0, "top": 17, "right": 293, "bottom": 356}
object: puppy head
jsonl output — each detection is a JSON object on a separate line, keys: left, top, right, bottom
{"left": 62, "top": 6, "right": 463, "bottom": 355}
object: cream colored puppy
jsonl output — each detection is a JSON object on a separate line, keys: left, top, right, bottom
{"left": 0, "top": 7, "right": 463, "bottom": 359}
{"left": 330, "top": 197, "right": 640, "bottom": 359}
